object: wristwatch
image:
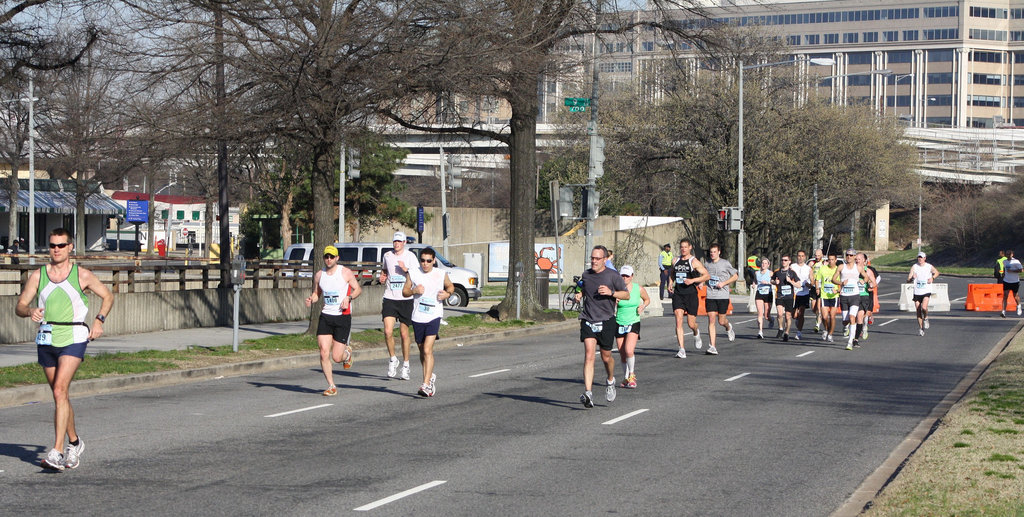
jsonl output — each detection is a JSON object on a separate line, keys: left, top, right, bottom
{"left": 96, "top": 314, "right": 106, "bottom": 323}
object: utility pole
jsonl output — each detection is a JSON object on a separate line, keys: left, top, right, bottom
{"left": 27, "top": 78, "right": 36, "bottom": 258}
{"left": 439, "top": 147, "right": 449, "bottom": 259}
{"left": 339, "top": 145, "right": 345, "bottom": 243}
{"left": 585, "top": 0, "right": 603, "bottom": 267}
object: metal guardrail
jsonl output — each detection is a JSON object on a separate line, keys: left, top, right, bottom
{"left": 0, "top": 255, "right": 383, "bottom": 294}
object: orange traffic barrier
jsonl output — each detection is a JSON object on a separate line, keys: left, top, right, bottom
{"left": 966, "top": 283, "right": 1018, "bottom": 311}
{"left": 697, "top": 285, "right": 734, "bottom": 315}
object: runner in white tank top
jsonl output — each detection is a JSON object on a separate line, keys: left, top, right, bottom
{"left": 402, "top": 247, "right": 453, "bottom": 398}
{"left": 905, "top": 252, "right": 939, "bottom": 335}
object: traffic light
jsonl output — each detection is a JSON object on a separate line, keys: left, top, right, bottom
{"left": 717, "top": 208, "right": 727, "bottom": 230}
{"left": 727, "top": 207, "right": 743, "bottom": 231}
{"left": 446, "top": 154, "right": 463, "bottom": 188}
{"left": 348, "top": 148, "right": 361, "bottom": 179}
{"left": 558, "top": 186, "right": 573, "bottom": 218}
{"left": 580, "top": 186, "right": 600, "bottom": 219}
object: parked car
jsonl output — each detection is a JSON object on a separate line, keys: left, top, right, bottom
{"left": 281, "top": 242, "right": 481, "bottom": 306}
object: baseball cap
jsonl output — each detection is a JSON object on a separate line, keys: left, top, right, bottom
{"left": 323, "top": 245, "right": 339, "bottom": 257}
{"left": 917, "top": 251, "right": 926, "bottom": 258}
{"left": 845, "top": 248, "right": 856, "bottom": 256}
{"left": 392, "top": 231, "right": 407, "bottom": 243}
{"left": 620, "top": 265, "right": 635, "bottom": 277}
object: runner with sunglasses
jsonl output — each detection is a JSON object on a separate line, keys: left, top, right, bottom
{"left": 615, "top": 265, "right": 649, "bottom": 388}
{"left": 16, "top": 228, "right": 114, "bottom": 471}
{"left": 305, "top": 245, "right": 362, "bottom": 396}
{"left": 402, "top": 247, "right": 454, "bottom": 397}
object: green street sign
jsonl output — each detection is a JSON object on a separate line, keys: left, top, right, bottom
{"left": 563, "top": 97, "right": 591, "bottom": 107}
{"left": 568, "top": 106, "right": 586, "bottom": 112}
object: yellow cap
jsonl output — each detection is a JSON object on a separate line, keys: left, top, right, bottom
{"left": 323, "top": 245, "right": 339, "bottom": 257}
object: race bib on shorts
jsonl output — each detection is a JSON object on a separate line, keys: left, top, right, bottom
{"left": 586, "top": 321, "right": 604, "bottom": 333}
{"left": 36, "top": 323, "right": 53, "bottom": 346}
{"left": 757, "top": 285, "right": 770, "bottom": 295}
{"left": 841, "top": 284, "right": 857, "bottom": 296}
{"left": 780, "top": 285, "right": 792, "bottom": 296}
{"left": 618, "top": 324, "right": 632, "bottom": 334}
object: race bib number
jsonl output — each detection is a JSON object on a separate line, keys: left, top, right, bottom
{"left": 389, "top": 278, "right": 405, "bottom": 291}
{"left": 780, "top": 285, "right": 792, "bottom": 296}
{"left": 36, "top": 323, "right": 53, "bottom": 346}
{"left": 757, "top": 285, "right": 770, "bottom": 295}
{"left": 618, "top": 324, "right": 633, "bottom": 335}
{"left": 916, "top": 281, "right": 928, "bottom": 289}
{"left": 841, "top": 284, "right": 857, "bottom": 296}
{"left": 586, "top": 321, "right": 604, "bottom": 333}
{"left": 418, "top": 297, "right": 437, "bottom": 314}
{"left": 323, "top": 291, "right": 341, "bottom": 307}
{"left": 675, "top": 272, "right": 686, "bottom": 283}
{"left": 709, "top": 275, "right": 720, "bottom": 289}
{"left": 823, "top": 284, "right": 835, "bottom": 294}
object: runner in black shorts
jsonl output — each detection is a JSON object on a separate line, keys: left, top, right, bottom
{"left": 576, "top": 245, "right": 629, "bottom": 408}
{"left": 772, "top": 255, "right": 800, "bottom": 341}
{"left": 668, "top": 238, "right": 709, "bottom": 358}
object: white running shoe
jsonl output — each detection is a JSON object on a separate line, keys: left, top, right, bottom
{"left": 64, "top": 438, "right": 84, "bottom": 469}
{"left": 757, "top": 331, "right": 764, "bottom": 339}
{"left": 400, "top": 364, "right": 410, "bottom": 381}
{"left": 693, "top": 333, "right": 703, "bottom": 350}
{"left": 675, "top": 348, "right": 687, "bottom": 359}
{"left": 41, "top": 448, "right": 65, "bottom": 472}
{"left": 845, "top": 343, "right": 853, "bottom": 351}
{"left": 429, "top": 373, "right": 436, "bottom": 396}
{"left": 387, "top": 356, "right": 399, "bottom": 378}
{"left": 727, "top": 324, "right": 735, "bottom": 342}
{"left": 795, "top": 331, "right": 802, "bottom": 340}
{"left": 1018, "top": 306, "right": 1022, "bottom": 316}
{"left": 580, "top": 391, "right": 594, "bottom": 408}
{"left": 843, "top": 326, "right": 850, "bottom": 337}
{"left": 862, "top": 328, "right": 869, "bottom": 340}
{"left": 606, "top": 379, "right": 616, "bottom": 402}
{"left": 705, "top": 345, "right": 718, "bottom": 355}
{"left": 822, "top": 332, "right": 828, "bottom": 342}
{"left": 919, "top": 329, "right": 925, "bottom": 336}
{"left": 924, "top": 319, "right": 930, "bottom": 329}
{"left": 827, "top": 334, "right": 834, "bottom": 343}
{"left": 1002, "top": 310, "right": 1007, "bottom": 318}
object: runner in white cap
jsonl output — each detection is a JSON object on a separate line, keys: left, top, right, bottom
{"left": 906, "top": 252, "right": 939, "bottom": 335}
{"left": 614, "top": 265, "right": 649, "bottom": 388}
{"left": 378, "top": 231, "right": 416, "bottom": 379}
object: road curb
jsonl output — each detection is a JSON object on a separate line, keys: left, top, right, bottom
{"left": 0, "top": 319, "right": 578, "bottom": 409}
{"left": 830, "top": 319, "right": 1024, "bottom": 516}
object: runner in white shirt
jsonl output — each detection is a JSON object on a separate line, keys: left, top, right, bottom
{"left": 906, "top": 251, "right": 939, "bottom": 336}
{"left": 402, "top": 247, "right": 454, "bottom": 397}
{"left": 1000, "top": 249, "right": 1023, "bottom": 317}
{"left": 305, "top": 245, "right": 362, "bottom": 396}
{"left": 379, "top": 232, "right": 417, "bottom": 380}
{"left": 791, "top": 250, "right": 813, "bottom": 340}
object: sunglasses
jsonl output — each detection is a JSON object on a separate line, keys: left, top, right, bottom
{"left": 420, "top": 258, "right": 434, "bottom": 263}
{"left": 323, "top": 254, "right": 336, "bottom": 259}
{"left": 49, "top": 242, "right": 70, "bottom": 249}
{"left": 621, "top": 274, "right": 631, "bottom": 277}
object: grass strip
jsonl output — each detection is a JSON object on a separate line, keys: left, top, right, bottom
{"left": 864, "top": 328, "right": 1024, "bottom": 516}
{"left": 0, "top": 314, "right": 546, "bottom": 389}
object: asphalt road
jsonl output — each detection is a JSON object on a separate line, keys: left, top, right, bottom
{"left": 1, "top": 276, "right": 1017, "bottom": 516}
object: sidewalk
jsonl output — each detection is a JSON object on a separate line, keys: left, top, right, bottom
{"left": 0, "top": 302, "right": 493, "bottom": 368}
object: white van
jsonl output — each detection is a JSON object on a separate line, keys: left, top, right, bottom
{"left": 281, "top": 242, "right": 481, "bottom": 306}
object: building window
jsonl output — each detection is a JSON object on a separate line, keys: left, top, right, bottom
{"left": 928, "top": 95, "right": 953, "bottom": 106}
{"left": 969, "top": 28, "right": 1007, "bottom": 41}
{"left": 615, "top": 61, "right": 633, "bottom": 73}
{"left": 886, "top": 95, "right": 912, "bottom": 107}
{"left": 641, "top": 41, "right": 654, "bottom": 52}
{"left": 888, "top": 51, "right": 913, "bottom": 63}
{"left": 1014, "top": 97, "right": 1024, "bottom": 108}
{"left": 968, "top": 95, "right": 1002, "bottom": 107}
{"left": 973, "top": 73, "right": 1003, "bottom": 85}
{"left": 928, "top": 72, "right": 953, "bottom": 84}
{"left": 924, "top": 6, "right": 959, "bottom": 18}
{"left": 1015, "top": 75, "right": 1024, "bottom": 86}
{"left": 924, "top": 28, "right": 958, "bottom": 40}
{"left": 176, "top": 210, "right": 185, "bottom": 220}
{"left": 863, "top": 32, "right": 878, "bottom": 43}
{"left": 848, "top": 52, "right": 872, "bottom": 65}
{"left": 1014, "top": 32, "right": 1024, "bottom": 42}
{"left": 192, "top": 211, "right": 201, "bottom": 220}
{"left": 160, "top": 210, "right": 168, "bottom": 220}
{"left": 843, "top": 32, "right": 858, "bottom": 44}
{"left": 599, "top": 63, "right": 615, "bottom": 73}
{"left": 970, "top": 6, "right": 1007, "bottom": 19}
{"left": 805, "top": 34, "right": 820, "bottom": 45}
{"left": 928, "top": 49, "right": 954, "bottom": 62}
{"left": 971, "top": 51, "right": 1003, "bottom": 63}
{"left": 787, "top": 35, "right": 801, "bottom": 45}
{"left": 883, "top": 31, "right": 898, "bottom": 42}
{"left": 1014, "top": 8, "right": 1024, "bottom": 19}
{"left": 824, "top": 33, "right": 839, "bottom": 44}
{"left": 903, "top": 30, "right": 919, "bottom": 41}
{"left": 847, "top": 75, "right": 873, "bottom": 86}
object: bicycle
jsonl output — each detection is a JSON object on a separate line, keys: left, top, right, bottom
{"left": 562, "top": 275, "right": 583, "bottom": 312}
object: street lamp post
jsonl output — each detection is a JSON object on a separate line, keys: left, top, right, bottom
{"left": 892, "top": 73, "right": 913, "bottom": 126}
{"left": 4, "top": 80, "right": 38, "bottom": 255}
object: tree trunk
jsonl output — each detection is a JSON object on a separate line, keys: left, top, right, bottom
{"left": 75, "top": 181, "right": 87, "bottom": 251}
{"left": 307, "top": 145, "right": 335, "bottom": 334}
{"left": 280, "top": 189, "right": 293, "bottom": 250}
{"left": 493, "top": 79, "right": 541, "bottom": 320}
{"left": 204, "top": 197, "right": 215, "bottom": 256}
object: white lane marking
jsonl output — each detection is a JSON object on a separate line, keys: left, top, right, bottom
{"left": 796, "top": 351, "right": 815, "bottom": 358}
{"left": 469, "top": 369, "right": 510, "bottom": 378}
{"left": 264, "top": 403, "right": 333, "bottom": 418}
{"left": 733, "top": 318, "right": 756, "bottom": 324}
{"left": 951, "top": 296, "right": 966, "bottom": 302}
{"left": 602, "top": 409, "right": 650, "bottom": 425}
{"left": 879, "top": 319, "right": 898, "bottom": 327}
{"left": 877, "top": 292, "right": 899, "bottom": 298}
{"left": 724, "top": 372, "right": 751, "bottom": 382}
{"left": 354, "top": 480, "right": 447, "bottom": 511}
